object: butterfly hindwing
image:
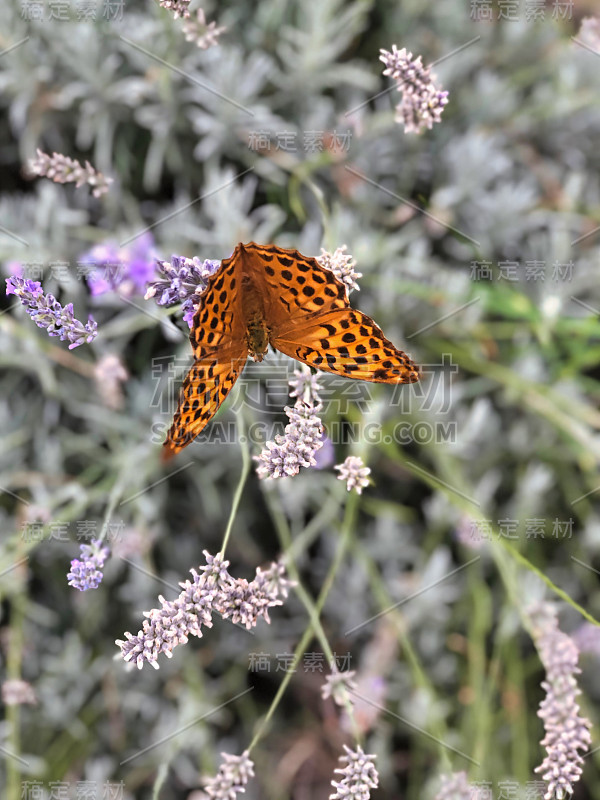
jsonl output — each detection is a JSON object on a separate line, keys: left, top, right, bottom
{"left": 271, "top": 308, "right": 419, "bottom": 384}
{"left": 164, "top": 254, "right": 248, "bottom": 459}
{"left": 163, "top": 345, "right": 247, "bottom": 460}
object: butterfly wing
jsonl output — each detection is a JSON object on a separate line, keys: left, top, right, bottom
{"left": 271, "top": 308, "right": 419, "bottom": 384}
{"left": 163, "top": 345, "right": 247, "bottom": 460}
{"left": 240, "top": 242, "right": 349, "bottom": 322}
{"left": 244, "top": 242, "right": 419, "bottom": 383}
{"left": 163, "top": 250, "right": 247, "bottom": 459}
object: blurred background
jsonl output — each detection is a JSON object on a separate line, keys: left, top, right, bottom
{"left": 1, "top": 0, "right": 600, "bottom": 798}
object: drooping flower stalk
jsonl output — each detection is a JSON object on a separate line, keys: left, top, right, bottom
{"left": 6, "top": 276, "right": 98, "bottom": 350}
{"left": 116, "top": 552, "right": 293, "bottom": 669}
{"left": 27, "top": 149, "right": 113, "bottom": 197}
{"left": 67, "top": 539, "right": 110, "bottom": 591}
{"left": 379, "top": 46, "right": 449, "bottom": 134}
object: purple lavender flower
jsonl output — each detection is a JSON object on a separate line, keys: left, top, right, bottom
{"left": 528, "top": 603, "right": 592, "bottom": 800}
{"left": 28, "top": 149, "right": 113, "bottom": 198}
{"left": 255, "top": 402, "right": 324, "bottom": 479}
{"left": 572, "top": 622, "right": 600, "bottom": 659}
{"left": 288, "top": 366, "right": 323, "bottom": 404}
{"left": 335, "top": 456, "right": 371, "bottom": 494}
{"left": 329, "top": 745, "right": 378, "bottom": 799}
{"left": 67, "top": 539, "right": 110, "bottom": 591}
{"left": 314, "top": 433, "right": 335, "bottom": 470}
{"left": 200, "top": 751, "right": 255, "bottom": 799}
{"left": 6, "top": 276, "right": 98, "bottom": 350}
{"left": 379, "top": 45, "right": 449, "bottom": 134}
{"left": 116, "top": 552, "right": 293, "bottom": 669}
{"left": 81, "top": 232, "right": 159, "bottom": 298}
{"left": 145, "top": 254, "right": 221, "bottom": 327}
{"left": 255, "top": 365, "right": 325, "bottom": 479}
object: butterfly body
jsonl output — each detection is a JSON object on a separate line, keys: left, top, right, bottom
{"left": 163, "top": 242, "right": 419, "bottom": 458}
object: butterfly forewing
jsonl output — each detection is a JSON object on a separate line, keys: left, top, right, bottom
{"left": 163, "top": 345, "right": 247, "bottom": 459}
{"left": 163, "top": 253, "right": 248, "bottom": 460}
{"left": 242, "top": 243, "right": 348, "bottom": 323}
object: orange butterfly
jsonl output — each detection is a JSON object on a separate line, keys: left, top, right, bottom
{"left": 163, "top": 242, "right": 419, "bottom": 459}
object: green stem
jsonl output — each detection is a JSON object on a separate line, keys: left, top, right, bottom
{"left": 248, "top": 492, "right": 359, "bottom": 753}
{"left": 398, "top": 458, "right": 600, "bottom": 626}
{"left": 219, "top": 417, "right": 250, "bottom": 556}
{"left": 263, "top": 484, "right": 361, "bottom": 741}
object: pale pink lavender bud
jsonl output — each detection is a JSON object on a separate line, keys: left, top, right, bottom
{"left": 67, "top": 539, "right": 110, "bottom": 591}
{"left": 288, "top": 366, "right": 323, "bottom": 404}
{"left": 157, "top": 0, "right": 191, "bottom": 19}
{"left": 317, "top": 246, "right": 362, "bottom": 294}
{"left": 28, "top": 149, "right": 113, "bottom": 197}
{"left": 578, "top": 17, "right": 600, "bottom": 50}
{"left": 94, "top": 354, "right": 129, "bottom": 410}
{"left": 321, "top": 669, "right": 358, "bottom": 707}
{"left": 335, "top": 456, "right": 371, "bottom": 494}
{"left": 379, "top": 46, "right": 449, "bottom": 134}
{"left": 6, "top": 276, "right": 98, "bottom": 349}
{"left": 116, "top": 552, "right": 292, "bottom": 669}
{"left": 183, "top": 8, "right": 226, "bottom": 49}
{"left": 329, "top": 745, "right": 378, "bottom": 800}
{"left": 2, "top": 680, "right": 37, "bottom": 706}
{"left": 528, "top": 603, "right": 592, "bottom": 800}
{"left": 145, "top": 255, "right": 221, "bottom": 327}
{"left": 433, "top": 772, "right": 472, "bottom": 800}
{"left": 201, "top": 750, "right": 255, "bottom": 799}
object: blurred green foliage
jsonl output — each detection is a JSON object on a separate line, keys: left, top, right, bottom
{"left": 1, "top": 0, "right": 600, "bottom": 798}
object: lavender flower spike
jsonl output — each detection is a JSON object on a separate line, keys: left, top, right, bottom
{"left": 255, "top": 401, "right": 324, "bottom": 479}
{"left": 183, "top": 8, "right": 226, "bottom": 49}
{"left": 6, "top": 276, "right": 98, "bottom": 349}
{"left": 335, "top": 456, "right": 371, "bottom": 494}
{"left": 116, "top": 552, "right": 292, "bottom": 669}
{"left": 321, "top": 669, "right": 358, "bottom": 707}
{"left": 379, "top": 45, "right": 449, "bottom": 134}
{"left": 528, "top": 602, "right": 592, "bottom": 800}
{"left": 28, "top": 149, "right": 113, "bottom": 197}
{"left": 329, "top": 745, "right": 379, "bottom": 800}
{"left": 145, "top": 255, "right": 221, "bottom": 327}
{"left": 67, "top": 539, "right": 110, "bottom": 591}
{"left": 157, "top": 0, "right": 191, "bottom": 19}
{"left": 201, "top": 750, "right": 255, "bottom": 799}
{"left": 255, "top": 365, "right": 325, "bottom": 479}
{"left": 317, "top": 246, "right": 362, "bottom": 294}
